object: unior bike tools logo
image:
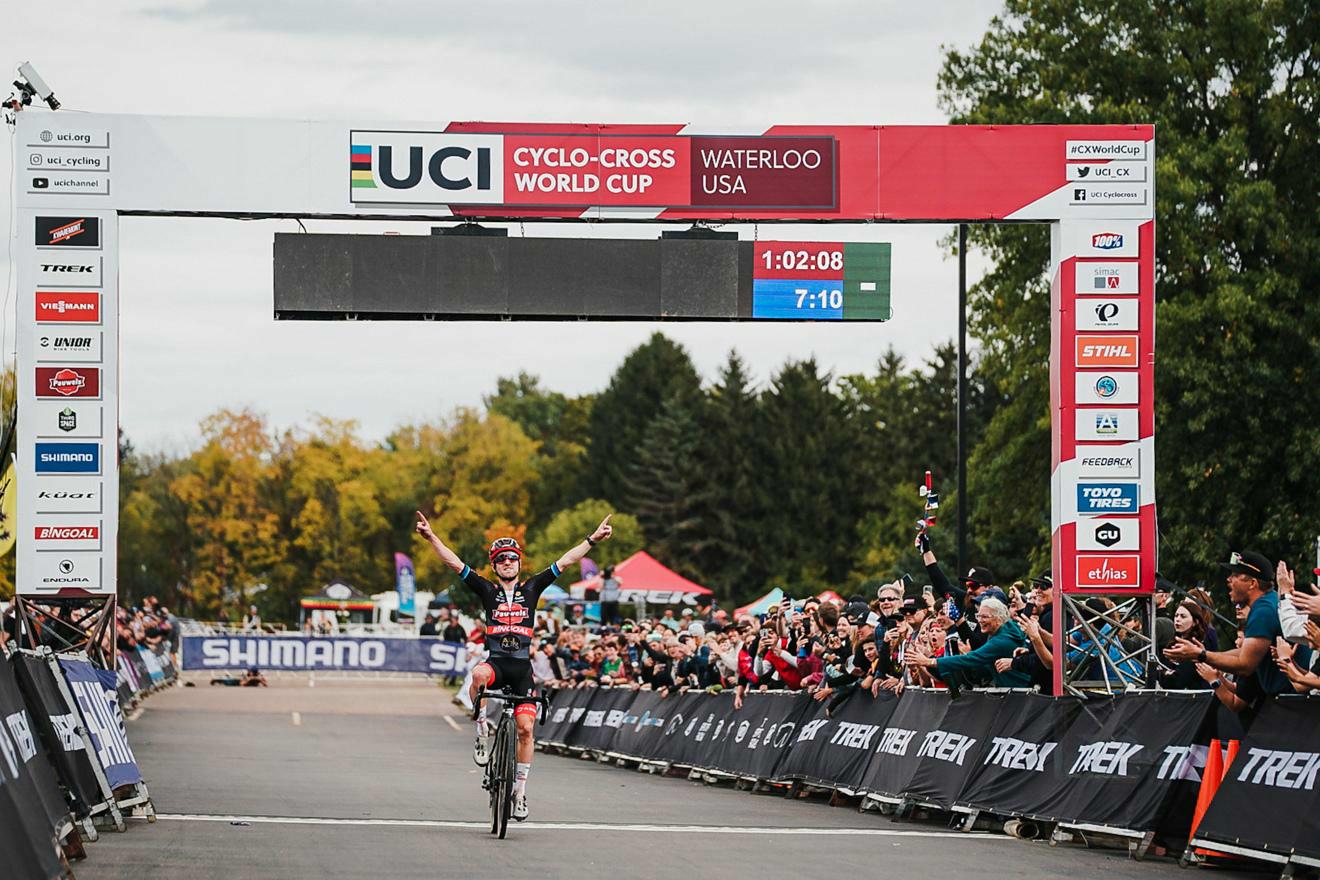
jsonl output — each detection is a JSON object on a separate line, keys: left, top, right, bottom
{"left": 1076, "top": 334, "right": 1139, "bottom": 368}
{"left": 35, "top": 216, "right": 100, "bottom": 247}
{"left": 35, "top": 442, "right": 100, "bottom": 474}
{"left": 1077, "top": 482, "right": 1139, "bottom": 515}
{"left": 35, "top": 367, "right": 100, "bottom": 399}
{"left": 350, "top": 132, "right": 504, "bottom": 205}
{"left": 1075, "top": 555, "right": 1141, "bottom": 589}
{"left": 1077, "top": 518, "right": 1139, "bottom": 552}
{"left": 35, "top": 292, "right": 100, "bottom": 323}
{"left": 33, "top": 523, "right": 101, "bottom": 551}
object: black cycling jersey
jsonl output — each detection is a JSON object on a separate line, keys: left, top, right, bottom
{"left": 460, "top": 562, "right": 562, "bottom": 659}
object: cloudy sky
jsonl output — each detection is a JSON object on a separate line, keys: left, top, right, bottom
{"left": 4, "top": 1, "right": 1003, "bottom": 452}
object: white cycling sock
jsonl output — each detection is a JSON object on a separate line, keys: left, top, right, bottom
{"left": 475, "top": 702, "right": 490, "bottom": 736}
{"left": 514, "top": 762, "right": 530, "bottom": 796}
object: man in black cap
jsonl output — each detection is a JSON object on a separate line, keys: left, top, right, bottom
{"left": 918, "top": 531, "right": 996, "bottom": 649}
{"left": 1165, "top": 550, "right": 1287, "bottom": 710}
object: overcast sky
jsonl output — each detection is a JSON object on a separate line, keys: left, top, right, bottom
{"left": 3, "top": 1, "right": 1003, "bottom": 452}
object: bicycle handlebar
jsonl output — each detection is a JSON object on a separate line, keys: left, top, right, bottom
{"left": 475, "top": 688, "right": 552, "bottom": 726}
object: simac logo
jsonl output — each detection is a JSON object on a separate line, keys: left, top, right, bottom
{"left": 1092, "top": 233, "right": 1124, "bottom": 249}
{"left": 349, "top": 131, "right": 505, "bottom": 205}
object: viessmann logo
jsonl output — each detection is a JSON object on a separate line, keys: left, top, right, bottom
{"left": 350, "top": 131, "right": 504, "bottom": 205}
{"left": 35, "top": 292, "right": 100, "bottom": 323}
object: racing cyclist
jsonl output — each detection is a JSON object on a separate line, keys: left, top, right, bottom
{"left": 415, "top": 510, "right": 613, "bottom": 821}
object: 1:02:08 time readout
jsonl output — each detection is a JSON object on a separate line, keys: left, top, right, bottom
{"left": 761, "top": 248, "right": 844, "bottom": 272}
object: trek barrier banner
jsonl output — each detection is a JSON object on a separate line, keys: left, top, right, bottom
{"left": 59, "top": 658, "right": 142, "bottom": 790}
{"left": 0, "top": 655, "right": 67, "bottom": 880}
{"left": 10, "top": 652, "right": 103, "bottom": 816}
{"left": 903, "top": 690, "right": 1008, "bottom": 809}
{"left": 774, "top": 690, "right": 898, "bottom": 791}
{"left": 859, "top": 687, "right": 952, "bottom": 800}
{"left": 181, "top": 634, "right": 468, "bottom": 675}
{"left": 1193, "top": 696, "right": 1320, "bottom": 862}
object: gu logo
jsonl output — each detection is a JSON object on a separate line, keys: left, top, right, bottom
{"left": 349, "top": 131, "right": 505, "bottom": 205}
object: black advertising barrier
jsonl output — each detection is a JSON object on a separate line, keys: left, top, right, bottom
{"left": 568, "top": 686, "right": 636, "bottom": 753}
{"left": 774, "top": 690, "right": 899, "bottom": 791}
{"left": 1051, "top": 691, "right": 1213, "bottom": 831}
{"left": 647, "top": 691, "right": 711, "bottom": 766}
{"left": 902, "top": 690, "right": 1008, "bottom": 809}
{"left": 703, "top": 691, "right": 813, "bottom": 779}
{"left": 858, "top": 688, "right": 951, "bottom": 800}
{"left": 0, "top": 655, "right": 67, "bottom": 880}
{"left": 1193, "top": 696, "right": 1320, "bottom": 861}
{"left": 541, "top": 687, "right": 596, "bottom": 747}
{"left": 607, "top": 689, "right": 671, "bottom": 759}
{"left": 955, "top": 693, "right": 1083, "bottom": 820}
{"left": 11, "top": 653, "right": 103, "bottom": 817}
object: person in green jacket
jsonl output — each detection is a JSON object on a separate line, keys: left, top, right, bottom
{"left": 905, "top": 596, "right": 1032, "bottom": 688}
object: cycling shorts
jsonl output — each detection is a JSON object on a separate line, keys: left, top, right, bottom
{"left": 477, "top": 656, "right": 538, "bottom": 718}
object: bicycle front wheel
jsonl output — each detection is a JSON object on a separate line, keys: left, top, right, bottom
{"left": 496, "top": 715, "right": 515, "bottom": 839}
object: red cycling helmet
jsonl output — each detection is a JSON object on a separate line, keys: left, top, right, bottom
{"left": 488, "top": 537, "right": 523, "bottom": 561}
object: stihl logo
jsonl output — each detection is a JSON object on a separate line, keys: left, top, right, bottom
{"left": 34, "top": 526, "right": 99, "bottom": 540}
{"left": 1076, "top": 334, "right": 1139, "bottom": 367}
{"left": 1092, "top": 233, "right": 1124, "bottom": 249}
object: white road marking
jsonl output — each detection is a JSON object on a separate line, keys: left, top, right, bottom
{"left": 146, "top": 813, "right": 1010, "bottom": 840}
{"left": 443, "top": 715, "right": 462, "bottom": 732}
{"left": 291, "top": 712, "right": 301, "bottom": 726}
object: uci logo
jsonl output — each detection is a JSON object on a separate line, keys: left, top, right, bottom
{"left": 350, "top": 132, "right": 505, "bottom": 205}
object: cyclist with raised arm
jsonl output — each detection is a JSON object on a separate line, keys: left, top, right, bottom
{"left": 415, "top": 510, "right": 613, "bottom": 821}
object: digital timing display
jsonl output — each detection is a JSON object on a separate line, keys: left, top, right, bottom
{"left": 752, "top": 241, "right": 892, "bottom": 320}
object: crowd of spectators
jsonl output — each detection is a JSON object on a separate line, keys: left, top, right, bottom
{"left": 444, "top": 542, "right": 1320, "bottom": 718}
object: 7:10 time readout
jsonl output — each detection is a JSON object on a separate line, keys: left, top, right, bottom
{"left": 751, "top": 241, "right": 892, "bottom": 321}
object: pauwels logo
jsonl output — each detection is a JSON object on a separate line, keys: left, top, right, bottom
{"left": 35, "top": 367, "right": 100, "bottom": 399}
{"left": 35, "top": 216, "right": 100, "bottom": 248}
{"left": 350, "top": 131, "right": 504, "bottom": 205}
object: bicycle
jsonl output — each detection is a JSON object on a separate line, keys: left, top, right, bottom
{"left": 473, "top": 688, "right": 549, "bottom": 839}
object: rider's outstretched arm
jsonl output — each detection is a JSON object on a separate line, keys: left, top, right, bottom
{"left": 555, "top": 514, "right": 614, "bottom": 570}
{"left": 415, "top": 511, "right": 466, "bottom": 574}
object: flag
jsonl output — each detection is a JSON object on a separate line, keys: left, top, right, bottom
{"left": 394, "top": 552, "right": 416, "bottom": 620}
{"left": 0, "top": 452, "right": 15, "bottom": 557}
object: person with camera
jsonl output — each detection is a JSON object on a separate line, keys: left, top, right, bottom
{"left": 416, "top": 509, "right": 613, "bottom": 822}
{"left": 905, "top": 597, "right": 1031, "bottom": 688}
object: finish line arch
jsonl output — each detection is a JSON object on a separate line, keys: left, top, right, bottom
{"left": 12, "top": 113, "right": 1156, "bottom": 693}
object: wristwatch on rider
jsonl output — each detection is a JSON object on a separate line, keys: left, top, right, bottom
{"left": 586, "top": 535, "right": 598, "bottom": 547}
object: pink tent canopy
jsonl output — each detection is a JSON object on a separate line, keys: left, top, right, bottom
{"left": 570, "top": 551, "right": 713, "bottom": 606}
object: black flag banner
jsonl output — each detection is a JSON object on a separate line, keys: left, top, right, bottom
{"left": 773, "top": 690, "right": 898, "bottom": 791}
{"left": 858, "top": 688, "right": 951, "bottom": 800}
{"left": 703, "top": 691, "right": 812, "bottom": 779}
{"left": 606, "top": 689, "right": 672, "bottom": 760}
{"left": 649, "top": 691, "right": 718, "bottom": 767}
{"left": 0, "top": 656, "right": 66, "bottom": 880}
{"left": 11, "top": 653, "right": 104, "bottom": 817}
{"left": 902, "top": 690, "right": 1008, "bottom": 808}
{"left": 1193, "top": 696, "right": 1320, "bottom": 861}
{"left": 955, "top": 693, "right": 1083, "bottom": 819}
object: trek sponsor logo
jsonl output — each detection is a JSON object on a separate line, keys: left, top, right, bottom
{"left": 35, "top": 216, "right": 100, "bottom": 247}
{"left": 1075, "top": 370, "right": 1138, "bottom": 405}
{"left": 1077, "top": 482, "right": 1138, "bottom": 513}
{"left": 916, "top": 730, "right": 978, "bottom": 766}
{"left": 1075, "top": 444, "right": 1139, "bottom": 479}
{"left": 984, "top": 737, "right": 1058, "bottom": 772}
{"left": 1075, "top": 409, "right": 1138, "bottom": 441}
{"left": 35, "top": 367, "right": 100, "bottom": 399}
{"left": 1074, "top": 262, "right": 1138, "bottom": 295}
{"left": 1158, "top": 744, "right": 1210, "bottom": 782}
{"left": 828, "top": 722, "right": 880, "bottom": 750}
{"left": 35, "top": 292, "right": 100, "bottom": 323}
{"left": 1076, "top": 298, "right": 1138, "bottom": 332}
{"left": 34, "top": 525, "right": 99, "bottom": 541}
{"left": 1065, "top": 141, "right": 1148, "bottom": 161}
{"left": 1235, "top": 748, "right": 1320, "bottom": 791}
{"left": 1070, "top": 741, "right": 1144, "bottom": 775}
{"left": 876, "top": 727, "right": 917, "bottom": 756}
{"left": 350, "top": 132, "right": 504, "bottom": 204}
{"left": 1075, "top": 555, "right": 1141, "bottom": 590}
{"left": 34, "top": 442, "right": 100, "bottom": 474}
{"left": 37, "top": 258, "right": 101, "bottom": 287}
{"left": 1076, "top": 334, "right": 1139, "bottom": 367}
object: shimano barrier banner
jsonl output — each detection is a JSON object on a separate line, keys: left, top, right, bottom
{"left": 774, "top": 690, "right": 898, "bottom": 790}
{"left": 59, "top": 658, "right": 142, "bottom": 790}
{"left": 956, "top": 693, "right": 1083, "bottom": 819}
{"left": 10, "top": 653, "right": 102, "bottom": 816}
{"left": 1194, "top": 696, "right": 1320, "bottom": 861}
{"left": 903, "top": 690, "right": 1007, "bottom": 809}
{"left": 181, "top": 635, "right": 468, "bottom": 675}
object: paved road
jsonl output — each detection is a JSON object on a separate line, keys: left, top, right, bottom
{"left": 75, "top": 680, "right": 1252, "bottom": 880}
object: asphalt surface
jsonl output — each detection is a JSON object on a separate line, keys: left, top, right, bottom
{"left": 74, "top": 679, "right": 1260, "bottom": 880}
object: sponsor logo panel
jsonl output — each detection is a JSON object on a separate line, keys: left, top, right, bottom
{"left": 1076, "top": 334, "right": 1140, "bottom": 368}
{"left": 1069, "top": 186, "right": 1149, "bottom": 207}
{"left": 29, "top": 128, "right": 111, "bottom": 149}
{"left": 1074, "top": 261, "right": 1139, "bottom": 295}
{"left": 1076, "top": 298, "right": 1138, "bottom": 331}
{"left": 32, "top": 522, "right": 102, "bottom": 552}
{"left": 1065, "top": 141, "right": 1149, "bottom": 161}
{"left": 1075, "top": 371, "right": 1138, "bottom": 405}
{"left": 1075, "top": 409, "right": 1138, "bottom": 441}
{"left": 1077, "top": 482, "right": 1140, "bottom": 515}
{"left": 35, "top": 402, "right": 102, "bottom": 439}
{"left": 34, "top": 442, "right": 101, "bottom": 475}
{"left": 33, "top": 479, "right": 103, "bottom": 515}
{"left": 1075, "top": 555, "right": 1141, "bottom": 589}
{"left": 27, "top": 175, "right": 110, "bottom": 196}
{"left": 1077, "top": 518, "right": 1140, "bottom": 552}
{"left": 35, "top": 367, "right": 100, "bottom": 399}
{"left": 1066, "top": 163, "right": 1148, "bottom": 182}
{"left": 30, "top": 553, "right": 102, "bottom": 591}
{"left": 36, "top": 257, "right": 102, "bottom": 288}
{"left": 35, "top": 291, "right": 100, "bottom": 323}
{"left": 1075, "top": 444, "right": 1140, "bottom": 479}
{"left": 35, "top": 216, "right": 100, "bottom": 248}
{"left": 36, "top": 332, "right": 102, "bottom": 363}
{"left": 26, "top": 149, "right": 110, "bottom": 172}
{"left": 349, "top": 132, "right": 506, "bottom": 205}
{"left": 1062, "top": 223, "right": 1140, "bottom": 258}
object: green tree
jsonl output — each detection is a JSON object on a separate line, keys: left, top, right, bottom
{"left": 621, "top": 391, "right": 707, "bottom": 573}
{"left": 939, "top": 1, "right": 1320, "bottom": 582}
{"left": 528, "top": 499, "right": 643, "bottom": 579}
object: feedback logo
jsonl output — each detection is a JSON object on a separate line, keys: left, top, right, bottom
{"left": 1076, "top": 334, "right": 1139, "bottom": 367}
{"left": 1076, "top": 555, "right": 1140, "bottom": 590}
{"left": 35, "top": 291, "right": 100, "bottom": 323}
{"left": 35, "top": 367, "right": 100, "bottom": 399}
{"left": 34, "top": 525, "right": 98, "bottom": 541}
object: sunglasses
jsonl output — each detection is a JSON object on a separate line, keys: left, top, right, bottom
{"left": 495, "top": 554, "right": 520, "bottom": 564}
{"left": 879, "top": 596, "right": 900, "bottom": 603}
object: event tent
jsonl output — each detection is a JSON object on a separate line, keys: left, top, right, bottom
{"left": 569, "top": 551, "right": 713, "bottom": 606}
{"left": 734, "top": 587, "right": 784, "bottom": 618}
